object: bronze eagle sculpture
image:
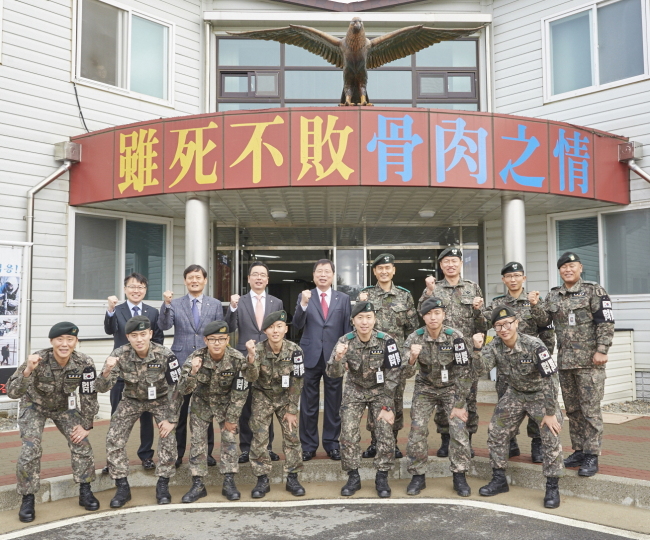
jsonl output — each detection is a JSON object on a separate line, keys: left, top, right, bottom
{"left": 227, "top": 18, "right": 482, "bottom": 106}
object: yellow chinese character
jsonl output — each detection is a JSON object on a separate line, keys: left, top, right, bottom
{"left": 298, "top": 115, "right": 354, "bottom": 181}
{"left": 230, "top": 115, "right": 284, "bottom": 184}
{"left": 168, "top": 122, "right": 219, "bottom": 188}
{"left": 118, "top": 129, "right": 160, "bottom": 194}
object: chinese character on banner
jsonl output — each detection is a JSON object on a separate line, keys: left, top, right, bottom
{"left": 553, "top": 128, "right": 590, "bottom": 194}
{"left": 499, "top": 125, "right": 545, "bottom": 188}
{"left": 298, "top": 115, "right": 354, "bottom": 181}
{"left": 366, "top": 115, "right": 423, "bottom": 182}
{"left": 230, "top": 115, "right": 285, "bottom": 184}
{"left": 435, "top": 118, "right": 487, "bottom": 185}
{"left": 118, "top": 129, "right": 160, "bottom": 194}
{"left": 168, "top": 122, "right": 219, "bottom": 188}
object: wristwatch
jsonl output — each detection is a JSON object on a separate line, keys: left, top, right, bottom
{"left": 381, "top": 406, "right": 393, "bottom": 412}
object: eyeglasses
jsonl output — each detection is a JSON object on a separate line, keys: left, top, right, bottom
{"left": 206, "top": 337, "right": 229, "bottom": 345}
{"left": 126, "top": 285, "right": 146, "bottom": 291}
{"left": 494, "top": 320, "right": 516, "bottom": 332}
{"left": 503, "top": 273, "right": 524, "bottom": 279}
{"left": 250, "top": 272, "right": 268, "bottom": 278}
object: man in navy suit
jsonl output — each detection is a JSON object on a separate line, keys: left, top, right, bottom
{"left": 293, "top": 259, "right": 352, "bottom": 461}
{"left": 103, "top": 272, "right": 165, "bottom": 472}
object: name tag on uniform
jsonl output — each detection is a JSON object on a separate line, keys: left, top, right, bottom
{"left": 148, "top": 386, "right": 157, "bottom": 400}
{"left": 282, "top": 375, "right": 290, "bottom": 388}
{"left": 376, "top": 370, "right": 384, "bottom": 384}
{"left": 568, "top": 312, "right": 576, "bottom": 326}
{"left": 441, "top": 368, "right": 449, "bottom": 383}
{"left": 68, "top": 394, "right": 77, "bottom": 410}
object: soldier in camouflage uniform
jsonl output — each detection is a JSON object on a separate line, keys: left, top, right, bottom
{"left": 474, "top": 306, "right": 564, "bottom": 509}
{"left": 529, "top": 252, "right": 615, "bottom": 477}
{"left": 402, "top": 297, "right": 474, "bottom": 497}
{"left": 177, "top": 320, "right": 249, "bottom": 502}
{"left": 326, "top": 302, "right": 402, "bottom": 498}
{"left": 417, "top": 246, "right": 486, "bottom": 457}
{"left": 96, "top": 316, "right": 182, "bottom": 508}
{"left": 358, "top": 253, "right": 418, "bottom": 460}
{"left": 8, "top": 322, "right": 100, "bottom": 523}
{"left": 245, "top": 310, "right": 306, "bottom": 498}
{"left": 484, "top": 261, "right": 555, "bottom": 463}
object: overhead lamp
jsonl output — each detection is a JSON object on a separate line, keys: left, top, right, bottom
{"left": 419, "top": 210, "right": 436, "bottom": 219}
{"left": 269, "top": 269, "right": 296, "bottom": 273}
{"left": 418, "top": 268, "right": 437, "bottom": 272}
{"left": 271, "top": 209, "right": 288, "bottom": 219}
{"left": 254, "top": 254, "right": 280, "bottom": 259}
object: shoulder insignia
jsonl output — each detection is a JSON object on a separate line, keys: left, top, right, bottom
{"left": 376, "top": 331, "right": 386, "bottom": 339}
{"left": 346, "top": 332, "right": 355, "bottom": 340}
{"left": 492, "top": 295, "right": 505, "bottom": 301}
{"left": 396, "top": 286, "right": 411, "bottom": 293}
{"left": 444, "top": 328, "right": 454, "bottom": 335}
{"left": 361, "top": 286, "right": 373, "bottom": 291}
{"left": 416, "top": 328, "right": 425, "bottom": 336}
{"left": 551, "top": 286, "right": 560, "bottom": 291}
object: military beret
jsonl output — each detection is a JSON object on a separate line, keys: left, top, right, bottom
{"left": 491, "top": 305, "right": 516, "bottom": 325}
{"left": 49, "top": 322, "right": 79, "bottom": 339}
{"left": 125, "top": 316, "right": 151, "bottom": 334}
{"left": 501, "top": 261, "right": 524, "bottom": 275}
{"left": 420, "top": 297, "right": 446, "bottom": 316}
{"left": 371, "top": 253, "right": 394, "bottom": 268}
{"left": 262, "top": 310, "right": 287, "bottom": 331}
{"left": 557, "top": 251, "right": 581, "bottom": 269}
{"left": 438, "top": 246, "right": 462, "bottom": 262}
{"left": 204, "top": 320, "right": 229, "bottom": 336}
{"left": 352, "top": 301, "right": 375, "bottom": 318}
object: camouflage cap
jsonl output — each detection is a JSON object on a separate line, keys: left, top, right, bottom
{"left": 262, "top": 310, "right": 287, "bottom": 331}
{"left": 204, "top": 320, "right": 230, "bottom": 336}
{"left": 125, "top": 315, "right": 151, "bottom": 334}
{"left": 501, "top": 261, "right": 524, "bottom": 275}
{"left": 419, "top": 296, "right": 446, "bottom": 316}
{"left": 438, "top": 246, "right": 462, "bottom": 262}
{"left": 351, "top": 301, "right": 375, "bottom": 318}
{"left": 491, "top": 305, "right": 516, "bottom": 325}
{"left": 49, "top": 322, "right": 79, "bottom": 339}
{"left": 371, "top": 253, "right": 395, "bottom": 268}
{"left": 557, "top": 251, "right": 581, "bottom": 269}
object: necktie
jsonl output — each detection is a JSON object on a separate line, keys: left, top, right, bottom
{"left": 255, "top": 295, "right": 264, "bottom": 330}
{"left": 321, "top": 292, "right": 329, "bottom": 319}
{"left": 132, "top": 306, "right": 140, "bottom": 317}
{"left": 192, "top": 298, "right": 200, "bottom": 328}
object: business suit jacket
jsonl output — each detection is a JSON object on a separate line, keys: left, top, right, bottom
{"left": 230, "top": 292, "right": 283, "bottom": 354}
{"left": 104, "top": 302, "right": 165, "bottom": 349}
{"left": 292, "top": 289, "right": 352, "bottom": 369}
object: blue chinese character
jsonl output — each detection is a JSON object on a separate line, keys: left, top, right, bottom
{"left": 499, "top": 125, "right": 545, "bottom": 188}
{"left": 553, "top": 129, "right": 590, "bottom": 194}
{"left": 435, "top": 118, "right": 488, "bottom": 184}
{"left": 366, "top": 115, "right": 423, "bottom": 182}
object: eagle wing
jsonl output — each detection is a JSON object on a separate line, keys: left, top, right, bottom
{"left": 367, "top": 26, "right": 484, "bottom": 69}
{"left": 226, "top": 25, "right": 343, "bottom": 68}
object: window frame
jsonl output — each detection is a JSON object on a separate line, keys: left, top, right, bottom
{"left": 67, "top": 207, "right": 173, "bottom": 306}
{"left": 541, "top": 0, "right": 650, "bottom": 103}
{"left": 72, "top": 0, "right": 176, "bottom": 107}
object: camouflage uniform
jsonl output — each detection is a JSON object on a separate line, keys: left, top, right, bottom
{"left": 177, "top": 346, "right": 249, "bottom": 477}
{"left": 96, "top": 342, "right": 182, "bottom": 479}
{"left": 360, "top": 283, "right": 418, "bottom": 437}
{"left": 7, "top": 349, "right": 98, "bottom": 495}
{"left": 326, "top": 330, "right": 402, "bottom": 472}
{"left": 402, "top": 326, "right": 473, "bottom": 474}
{"left": 418, "top": 279, "right": 486, "bottom": 434}
{"left": 531, "top": 279, "right": 615, "bottom": 455}
{"left": 245, "top": 340, "right": 304, "bottom": 476}
{"left": 478, "top": 333, "right": 564, "bottom": 478}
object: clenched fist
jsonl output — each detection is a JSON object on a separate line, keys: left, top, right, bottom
{"left": 472, "top": 333, "right": 484, "bottom": 349}
{"left": 472, "top": 297, "right": 484, "bottom": 310}
{"left": 163, "top": 290, "right": 173, "bottom": 305}
{"left": 358, "top": 292, "right": 368, "bottom": 301}
{"left": 24, "top": 354, "right": 42, "bottom": 376}
{"left": 246, "top": 339, "right": 257, "bottom": 363}
{"left": 230, "top": 294, "right": 240, "bottom": 308}
{"left": 103, "top": 356, "right": 118, "bottom": 377}
{"left": 528, "top": 291, "right": 540, "bottom": 306}
{"left": 190, "top": 355, "right": 202, "bottom": 374}
{"left": 335, "top": 342, "right": 349, "bottom": 360}
{"left": 425, "top": 275, "right": 436, "bottom": 295}
{"left": 300, "top": 289, "right": 312, "bottom": 307}
{"left": 409, "top": 344, "right": 422, "bottom": 365}
{"left": 107, "top": 295, "right": 119, "bottom": 312}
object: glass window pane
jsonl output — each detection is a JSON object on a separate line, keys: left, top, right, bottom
{"left": 373, "top": 103, "right": 414, "bottom": 107}
{"left": 223, "top": 74, "right": 248, "bottom": 93}
{"left": 550, "top": 10, "right": 593, "bottom": 95}
{"left": 367, "top": 226, "right": 459, "bottom": 245}
{"left": 420, "top": 74, "right": 445, "bottom": 95}
{"left": 598, "top": 0, "right": 644, "bottom": 85}
{"left": 80, "top": 0, "right": 123, "bottom": 87}
{"left": 218, "top": 102, "right": 280, "bottom": 111}
{"left": 125, "top": 221, "right": 166, "bottom": 300}
{"left": 448, "top": 75, "right": 472, "bottom": 93}
{"left": 130, "top": 16, "right": 168, "bottom": 99}
{"left": 417, "top": 103, "right": 478, "bottom": 111}
{"left": 285, "top": 71, "right": 342, "bottom": 99}
{"left": 416, "top": 40, "right": 477, "bottom": 67}
{"left": 285, "top": 44, "right": 332, "bottom": 66}
{"left": 381, "top": 56, "right": 412, "bottom": 67}
{"left": 337, "top": 249, "right": 364, "bottom": 300}
{"left": 462, "top": 226, "right": 479, "bottom": 243}
{"left": 284, "top": 102, "right": 338, "bottom": 107}
{"left": 74, "top": 214, "right": 120, "bottom": 299}
{"left": 367, "top": 70, "right": 412, "bottom": 100}
{"left": 556, "top": 217, "right": 599, "bottom": 283}
{"left": 218, "top": 39, "right": 280, "bottom": 66}
{"left": 463, "top": 248, "right": 479, "bottom": 283}
{"left": 255, "top": 73, "right": 279, "bottom": 96}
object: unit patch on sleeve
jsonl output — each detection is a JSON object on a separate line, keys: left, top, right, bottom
{"left": 535, "top": 346, "right": 558, "bottom": 378}
{"left": 165, "top": 356, "right": 182, "bottom": 385}
{"left": 453, "top": 338, "right": 469, "bottom": 366}
{"left": 80, "top": 366, "right": 96, "bottom": 394}
{"left": 383, "top": 337, "right": 402, "bottom": 369}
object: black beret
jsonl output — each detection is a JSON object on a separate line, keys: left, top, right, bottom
{"left": 125, "top": 316, "right": 151, "bottom": 334}
{"left": 501, "top": 261, "right": 524, "bottom": 275}
{"left": 49, "top": 322, "right": 79, "bottom": 339}
{"left": 204, "top": 321, "right": 230, "bottom": 336}
{"left": 371, "top": 253, "right": 394, "bottom": 268}
{"left": 420, "top": 297, "right": 446, "bottom": 316}
{"left": 262, "top": 310, "right": 287, "bottom": 331}
{"left": 352, "top": 301, "right": 375, "bottom": 318}
{"left": 438, "top": 246, "right": 462, "bottom": 261}
{"left": 557, "top": 251, "right": 581, "bottom": 269}
{"left": 491, "top": 305, "right": 517, "bottom": 326}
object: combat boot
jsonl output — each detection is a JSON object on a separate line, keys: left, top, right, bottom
{"left": 509, "top": 437, "right": 521, "bottom": 458}
{"left": 362, "top": 435, "right": 377, "bottom": 458}
{"left": 286, "top": 473, "right": 306, "bottom": 496}
{"left": 406, "top": 474, "right": 426, "bottom": 496}
{"left": 222, "top": 473, "right": 241, "bottom": 501}
{"left": 531, "top": 438, "right": 543, "bottom": 463}
{"left": 578, "top": 454, "right": 599, "bottom": 477}
{"left": 341, "top": 469, "right": 361, "bottom": 496}
{"left": 18, "top": 494, "right": 35, "bottom": 523}
{"left": 543, "top": 477, "right": 560, "bottom": 509}
{"left": 436, "top": 433, "right": 450, "bottom": 458}
{"left": 156, "top": 476, "right": 172, "bottom": 505}
{"left": 563, "top": 450, "right": 585, "bottom": 468}
{"left": 182, "top": 476, "right": 207, "bottom": 503}
{"left": 251, "top": 475, "right": 270, "bottom": 498}
{"left": 479, "top": 468, "right": 509, "bottom": 497}
{"left": 375, "top": 471, "right": 391, "bottom": 498}
{"left": 79, "top": 482, "right": 100, "bottom": 511}
{"left": 452, "top": 472, "right": 471, "bottom": 497}
{"left": 469, "top": 433, "right": 475, "bottom": 458}
{"left": 110, "top": 477, "right": 131, "bottom": 508}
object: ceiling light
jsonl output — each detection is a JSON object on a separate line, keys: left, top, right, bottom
{"left": 418, "top": 268, "right": 437, "bottom": 272}
{"left": 254, "top": 254, "right": 280, "bottom": 259}
{"left": 269, "top": 269, "right": 296, "bottom": 273}
{"left": 271, "top": 209, "right": 288, "bottom": 219}
{"left": 419, "top": 210, "right": 436, "bottom": 219}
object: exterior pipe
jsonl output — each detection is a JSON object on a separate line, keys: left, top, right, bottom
{"left": 501, "top": 194, "right": 527, "bottom": 270}
{"left": 626, "top": 159, "right": 650, "bottom": 184}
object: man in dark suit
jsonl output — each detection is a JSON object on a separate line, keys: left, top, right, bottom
{"left": 294, "top": 259, "right": 352, "bottom": 461}
{"left": 229, "top": 262, "right": 282, "bottom": 463}
{"left": 103, "top": 272, "right": 165, "bottom": 472}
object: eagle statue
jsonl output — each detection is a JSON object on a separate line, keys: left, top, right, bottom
{"left": 227, "top": 18, "right": 483, "bottom": 106}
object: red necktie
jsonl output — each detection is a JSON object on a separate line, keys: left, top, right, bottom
{"left": 321, "top": 292, "right": 329, "bottom": 319}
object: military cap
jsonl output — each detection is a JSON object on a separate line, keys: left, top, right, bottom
{"left": 204, "top": 320, "right": 230, "bottom": 336}
{"left": 262, "top": 310, "right": 287, "bottom": 331}
{"left": 371, "top": 253, "right": 395, "bottom": 268}
{"left": 420, "top": 296, "right": 446, "bottom": 316}
{"left": 491, "top": 305, "right": 516, "bottom": 325}
{"left": 438, "top": 246, "right": 462, "bottom": 262}
{"left": 351, "top": 301, "right": 375, "bottom": 318}
{"left": 125, "top": 315, "right": 151, "bottom": 334}
{"left": 48, "top": 322, "right": 79, "bottom": 339}
{"left": 501, "top": 261, "right": 524, "bottom": 275}
{"left": 557, "top": 251, "right": 581, "bottom": 269}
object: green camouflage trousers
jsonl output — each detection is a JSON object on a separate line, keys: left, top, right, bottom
{"left": 106, "top": 397, "right": 177, "bottom": 479}
{"left": 189, "top": 411, "right": 238, "bottom": 476}
{"left": 487, "top": 387, "right": 564, "bottom": 477}
{"left": 366, "top": 377, "right": 405, "bottom": 440}
{"left": 559, "top": 368, "right": 606, "bottom": 455}
{"left": 405, "top": 383, "right": 471, "bottom": 474}
{"left": 496, "top": 377, "right": 541, "bottom": 440}
{"left": 435, "top": 379, "right": 479, "bottom": 435}
{"left": 17, "top": 405, "right": 95, "bottom": 495}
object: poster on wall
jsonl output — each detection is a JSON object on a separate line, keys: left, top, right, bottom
{"left": 0, "top": 244, "right": 24, "bottom": 400}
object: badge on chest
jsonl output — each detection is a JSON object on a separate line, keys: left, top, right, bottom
{"left": 439, "top": 344, "right": 453, "bottom": 353}
{"left": 519, "top": 354, "right": 533, "bottom": 364}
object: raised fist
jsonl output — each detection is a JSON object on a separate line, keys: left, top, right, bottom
{"left": 246, "top": 339, "right": 257, "bottom": 357}
{"left": 107, "top": 295, "right": 119, "bottom": 312}
{"left": 425, "top": 275, "right": 436, "bottom": 294}
{"left": 472, "top": 333, "right": 484, "bottom": 349}
{"left": 24, "top": 354, "right": 41, "bottom": 375}
{"left": 472, "top": 297, "right": 484, "bottom": 310}
{"left": 230, "top": 294, "right": 240, "bottom": 308}
{"left": 163, "top": 290, "right": 173, "bottom": 305}
{"left": 301, "top": 289, "right": 312, "bottom": 307}
{"left": 105, "top": 356, "right": 119, "bottom": 370}
{"left": 335, "top": 342, "right": 349, "bottom": 359}
{"left": 410, "top": 344, "right": 422, "bottom": 359}
{"left": 191, "top": 355, "right": 202, "bottom": 374}
{"left": 358, "top": 292, "right": 368, "bottom": 302}
{"left": 528, "top": 291, "right": 540, "bottom": 306}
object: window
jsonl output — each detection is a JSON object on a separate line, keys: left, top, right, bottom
{"left": 555, "top": 217, "right": 600, "bottom": 283}
{"left": 77, "top": 0, "right": 173, "bottom": 102}
{"left": 544, "top": 0, "right": 647, "bottom": 99}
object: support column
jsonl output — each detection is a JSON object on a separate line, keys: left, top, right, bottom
{"left": 185, "top": 197, "right": 210, "bottom": 272}
{"left": 501, "top": 194, "right": 526, "bottom": 268}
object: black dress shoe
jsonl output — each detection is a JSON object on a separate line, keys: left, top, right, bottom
{"left": 269, "top": 450, "right": 280, "bottom": 462}
{"left": 101, "top": 465, "right": 109, "bottom": 475}
{"left": 362, "top": 444, "right": 377, "bottom": 458}
{"left": 175, "top": 457, "right": 183, "bottom": 468}
{"left": 238, "top": 451, "right": 250, "bottom": 463}
{"left": 207, "top": 455, "right": 217, "bottom": 467}
{"left": 327, "top": 449, "right": 341, "bottom": 461}
{"left": 142, "top": 458, "right": 155, "bottom": 470}
{"left": 302, "top": 450, "right": 316, "bottom": 461}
